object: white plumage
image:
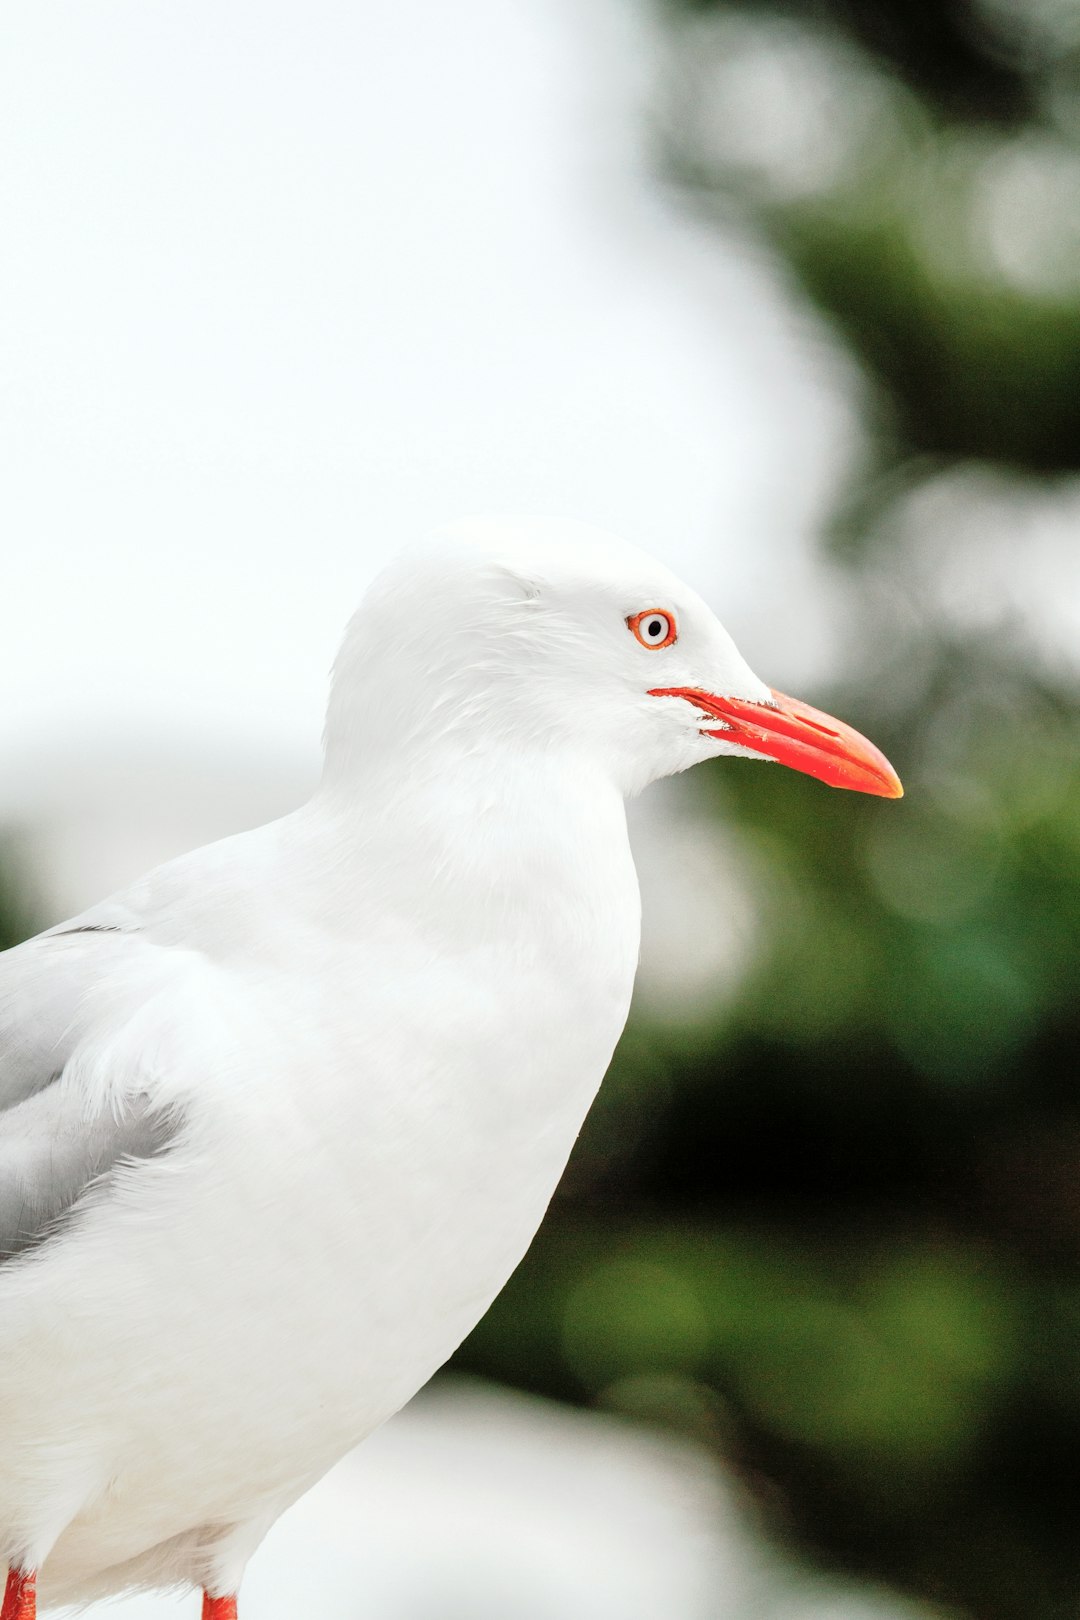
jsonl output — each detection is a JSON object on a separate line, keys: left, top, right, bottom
{"left": 0, "top": 518, "right": 899, "bottom": 1611}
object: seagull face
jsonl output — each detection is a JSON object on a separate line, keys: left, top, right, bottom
{"left": 616, "top": 593, "right": 903, "bottom": 800}
{"left": 442, "top": 521, "right": 902, "bottom": 801}
{"left": 327, "top": 519, "right": 902, "bottom": 802}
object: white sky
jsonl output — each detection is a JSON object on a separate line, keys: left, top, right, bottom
{"left": 0, "top": 0, "right": 855, "bottom": 798}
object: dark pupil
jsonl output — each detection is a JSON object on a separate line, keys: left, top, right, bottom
{"left": 647, "top": 618, "right": 663, "bottom": 639}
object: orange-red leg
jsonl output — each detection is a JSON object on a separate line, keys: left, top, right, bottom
{"left": 4, "top": 1572, "right": 235, "bottom": 1620}
{"left": 1, "top": 1569, "right": 36, "bottom": 1620}
{"left": 201, "top": 1594, "right": 237, "bottom": 1620}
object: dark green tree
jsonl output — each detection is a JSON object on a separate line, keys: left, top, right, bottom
{"left": 456, "top": 6, "right": 1080, "bottom": 1617}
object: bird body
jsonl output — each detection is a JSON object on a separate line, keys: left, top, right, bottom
{"left": 0, "top": 519, "right": 900, "bottom": 1611}
{"left": 1, "top": 757, "right": 638, "bottom": 1601}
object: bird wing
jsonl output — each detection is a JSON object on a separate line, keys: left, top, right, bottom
{"left": 0, "top": 916, "right": 184, "bottom": 1263}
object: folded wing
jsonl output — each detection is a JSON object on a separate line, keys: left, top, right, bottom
{"left": 0, "top": 920, "right": 182, "bottom": 1263}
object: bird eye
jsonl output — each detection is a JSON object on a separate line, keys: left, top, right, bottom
{"left": 627, "top": 609, "right": 677, "bottom": 649}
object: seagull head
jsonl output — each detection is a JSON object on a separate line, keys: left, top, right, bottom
{"left": 324, "top": 517, "right": 902, "bottom": 801}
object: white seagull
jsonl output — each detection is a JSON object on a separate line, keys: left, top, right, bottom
{"left": 0, "top": 519, "right": 901, "bottom": 1619}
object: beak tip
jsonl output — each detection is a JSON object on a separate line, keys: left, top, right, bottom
{"left": 650, "top": 683, "right": 905, "bottom": 802}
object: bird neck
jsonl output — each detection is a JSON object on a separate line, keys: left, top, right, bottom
{"left": 309, "top": 739, "right": 634, "bottom": 928}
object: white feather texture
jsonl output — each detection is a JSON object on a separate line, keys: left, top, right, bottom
{"left": 0, "top": 518, "right": 770, "bottom": 1605}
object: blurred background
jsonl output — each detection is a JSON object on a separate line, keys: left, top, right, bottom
{"left": 4, "top": 2, "right": 1080, "bottom": 1617}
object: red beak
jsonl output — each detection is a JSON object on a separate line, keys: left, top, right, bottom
{"left": 649, "top": 686, "right": 903, "bottom": 799}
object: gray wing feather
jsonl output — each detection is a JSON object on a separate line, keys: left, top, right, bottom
{"left": 0, "top": 921, "right": 181, "bottom": 1263}
{"left": 0, "top": 923, "right": 136, "bottom": 1110}
{"left": 0, "top": 1083, "right": 173, "bottom": 1261}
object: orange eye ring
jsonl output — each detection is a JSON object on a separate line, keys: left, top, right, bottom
{"left": 628, "top": 609, "right": 677, "bottom": 650}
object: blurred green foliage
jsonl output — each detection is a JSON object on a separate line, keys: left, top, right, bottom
{"left": 460, "top": 3, "right": 1080, "bottom": 1617}
{"left": 0, "top": 838, "right": 40, "bottom": 956}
